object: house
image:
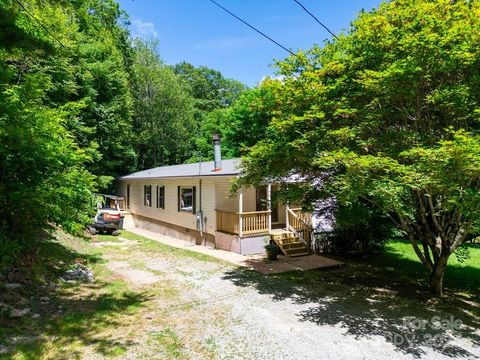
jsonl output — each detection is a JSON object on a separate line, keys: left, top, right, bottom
{"left": 117, "top": 136, "right": 314, "bottom": 256}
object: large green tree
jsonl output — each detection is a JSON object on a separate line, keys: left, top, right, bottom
{"left": 68, "top": 0, "right": 137, "bottom": 185}
{"left": 238, "top": 0, "right": 480, "bottom": 296}
{"left": 0, "top": 0, "right": 97, "bottom": 250}
{"left": 131, "top": 41, "right": 196, "bottom": 169}
{"left": 0, "top": 0, "right": 139, "bottom": 270}
{"left": 194, "top": 78, "right": 279, "bottom": 160}
{"left": 173, "top": 62, "right": 246, "bottom": 113}
{"left": 172, "top": 62, "right": 247, "bottom": 161}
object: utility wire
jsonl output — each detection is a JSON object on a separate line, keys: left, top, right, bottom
{"left": 293, "top": 0, "right": 339, "bottom": 40}
{"left": 208, "top": 0, "right": 294, "bottom": 56}
{"left": 14, "top": 0, "right": 101, "bottom": 81}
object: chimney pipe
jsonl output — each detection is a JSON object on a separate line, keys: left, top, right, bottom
{"left": 212, "top": 134, "right": 222, "bottom": 171}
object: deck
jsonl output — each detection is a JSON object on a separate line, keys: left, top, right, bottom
{"left": 243, "top": 254, "right": 344, "bottom": 275}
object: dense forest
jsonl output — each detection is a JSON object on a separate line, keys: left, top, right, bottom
{"left": 0, "top": 0, "right": 271, "bottom": 270}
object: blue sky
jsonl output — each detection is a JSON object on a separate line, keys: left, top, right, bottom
{"left": 118, "top": 0, "right": 381, "bottom": 86}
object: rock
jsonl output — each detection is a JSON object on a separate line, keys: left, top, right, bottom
{"left": 10, "top": 308, "right": 30, "bottom": 318}
{"left": 40, "top": 297, "right": 49, "bottom": 302}
{"left": 61, "top": 264, "right": 95, "bottom": 283}
{"left": 47, "top": 281, "right": 57, "bottom": 291}
{"left": 31, "top": 314, "right": 41, "bottom": 319}
{"left": 4, "top": 283, "right": 22, "bottom": 290}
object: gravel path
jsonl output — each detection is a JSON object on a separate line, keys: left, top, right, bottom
{"left": 101, "top": 234, "right": 479, "bottom": 360}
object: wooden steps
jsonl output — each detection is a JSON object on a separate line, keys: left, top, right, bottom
{"left": 271, "top": 231, "right": 309, "bottom": 257}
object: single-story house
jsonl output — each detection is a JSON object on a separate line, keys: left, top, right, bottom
{"left": 117, "top": 136, "right": 314, "bottom": 256}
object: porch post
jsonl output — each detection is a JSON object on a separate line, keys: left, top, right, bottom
{"left": 267, "top": 183, "right": 272, "bottom": 234}
{"left": 238, "top": 187, "right": 243, "bottom": 237}
{"left": 285, "top": 200, "right": 289, "bottom": 230}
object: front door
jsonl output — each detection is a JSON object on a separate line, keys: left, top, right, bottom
{"left": 256, "top": 187, "right": 279, "bottom": 223}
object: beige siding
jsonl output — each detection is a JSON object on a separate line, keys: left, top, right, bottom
{"left": 119, "top": 176, "right": 234, "bottom": 235}
{"left": 200, "top": 180, "right": 216, "bottom": 234}
{"left": 118, "top": 175, "right": 291, "bottom": 236}
{"left": 215, "top": 182, "right": 257, "bottom": 212}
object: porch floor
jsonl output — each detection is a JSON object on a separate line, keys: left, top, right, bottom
{"left": 243, "top": 254, "right": 344, "bottom": 275}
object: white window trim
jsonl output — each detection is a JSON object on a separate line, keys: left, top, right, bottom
{"left": 179, "top": 186, "right": 194, "bottom": 213}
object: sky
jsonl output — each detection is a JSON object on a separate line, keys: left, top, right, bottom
{"left": 118, "top": 0, "right": 382, "bottom": 87}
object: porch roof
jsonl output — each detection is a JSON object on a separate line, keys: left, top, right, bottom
{"left": 119, "top": 158, "right": 240, "bottom": 180}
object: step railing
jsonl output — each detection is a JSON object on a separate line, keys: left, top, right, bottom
{"left": 286, "top": 208, "right": 313, "bottom": 252}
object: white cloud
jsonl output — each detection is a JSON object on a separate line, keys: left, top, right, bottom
{"left": 130, "top": 18, "right": 158, "bottom": 39}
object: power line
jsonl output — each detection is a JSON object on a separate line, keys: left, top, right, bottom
{"left": 293, "top": 0, "right": 339, "bottom": 40}
{"left": 208, "top": 0, "right": 294, "bottom": 56}
{"left": 14, "top": 0, "right": 101, "bottom": 81}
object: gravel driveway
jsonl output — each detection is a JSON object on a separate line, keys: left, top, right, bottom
{"left": 95, "top": 232, "right": 479, "bottom": 360}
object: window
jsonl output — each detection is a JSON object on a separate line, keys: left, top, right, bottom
{"left": 178, "top": 186, "right": 196, "bottom": 213}
{"left": 144, "top": 185, "right": 152, "bottom": 207}
{"left": 126, "top": 185, "right": 130, "bottom": 209}
{"left": 156, "top": 186, "right": 165, "bottom": 209}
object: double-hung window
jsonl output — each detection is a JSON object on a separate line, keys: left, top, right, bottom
{"left": 156, "top": 186, "right": 165, "bottom": 209}
{"left": 144, "top": 185, "right": 152, "bottom": 207}
{"left": 178, "top": 186, "right": 196, "bottom": 213}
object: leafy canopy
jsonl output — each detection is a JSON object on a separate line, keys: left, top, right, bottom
{"left": 238, "top": 0, "right": 480, "bottom": 295}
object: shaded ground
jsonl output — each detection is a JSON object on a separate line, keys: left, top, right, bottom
{"left": 0, "top": 231, "right": 479, "bottom": 359}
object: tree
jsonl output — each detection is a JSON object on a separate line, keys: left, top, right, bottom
{"left": 172, "top": 62, "right": 247, "bottom": 162}
{"left": 0, "top": 0, "right": 96, "bottom": 250}
{"left": 68, "top": 0, "right": 137, "bottom": 186}
{"left": 238, "top": 0, "right": 480, "bottom": 296}
{"left": 193, "top": 78, "right": 280, "bottom": 160}
{"left": 173, "top": 62, "right": 246, "bottom": 113}
{"left": 131, "top": 40, "right": 196, "bottom": 169}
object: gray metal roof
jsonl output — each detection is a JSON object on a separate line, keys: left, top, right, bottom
{"left": 119, "top": 158, "right": 240, "bottom": 180}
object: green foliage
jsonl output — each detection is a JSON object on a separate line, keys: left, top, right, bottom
{"left": 67, "top": 0, "right": 137, "bottom": 184}
{"left": 0, "top": 0, "right": 97, "bottom": 236}
{"left": 172, "top": 62, "right": 247, "bottom": 162}
{"left": 173, "top": 62, "right": 246, "bottom": 113}
{"left": 194, "top": 79, "right": 279, "bottom": 160}
{"left": 0, "top": 0, "right": 138, "bottom": 272}
{"left": 131, "top": 40, "right": 196, "bottom": 168}
{"left": 238, "top": 0, "right": 480, "bottom": 295}
{"left": 322, "top": 202, "right": 399, "bottom": 255}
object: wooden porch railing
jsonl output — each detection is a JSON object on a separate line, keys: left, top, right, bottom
{"left": 216, "top": 210, "right": 240, "bottom": 235}
{"left": 287, "top": 208, "right": 313, "bottom": 252}
{"left": 216, "top": 210, "right": 270, "bottom": 237}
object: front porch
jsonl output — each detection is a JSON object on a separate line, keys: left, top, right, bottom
{"left": 215, "top": 184, "right": 314, "bottom": 256}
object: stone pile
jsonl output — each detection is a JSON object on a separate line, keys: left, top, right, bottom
{"left": 61, "top": 263, "right": 95, "bottom": 283}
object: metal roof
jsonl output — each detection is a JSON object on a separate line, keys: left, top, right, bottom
{"left": 118, "top": 158, "right": 240, "bottom": 180}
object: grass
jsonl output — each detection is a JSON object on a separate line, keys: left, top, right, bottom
{"left": 1, "top": 229, "right": 478, "bottom": 358}
{"left": 0, "top": 229, "right": 228, "bottom": 359}
{"left": 373, "top": 239, "right": 480, "bottom": 295}
{"left": 148, "top": 327, "right": 184, "bottom": 359}
{"left": 0, "top": 232, "right": 152, "bottom": 359}
{"left": 118, "top": 230, "right": 228, "bottom": 265}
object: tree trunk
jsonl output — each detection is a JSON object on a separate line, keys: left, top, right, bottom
{"left": 429, "top": 254, "right": 449, "bottom": 296}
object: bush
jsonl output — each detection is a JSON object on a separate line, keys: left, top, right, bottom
{"left": 317, "top": 202, "right": 402, "bottom": 256}
{"left": 0, "top": 233, "right": 24, "bottom": 273}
